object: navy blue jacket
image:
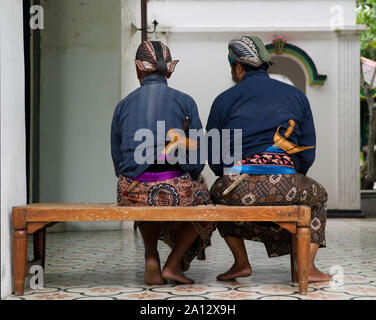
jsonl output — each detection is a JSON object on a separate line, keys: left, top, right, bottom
{"left": 206, "top": 69, "right": 316, "bottom": 176}
{"left": 111, "top": 74, "right": 205, "bottom": 179}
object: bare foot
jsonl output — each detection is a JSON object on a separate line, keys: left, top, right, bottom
{"left": 308, "top": 265, "right": 332, "bottom": 283}
{"left": 217, "top": 263, "right": 253, "bottom": 281}
{"left": 161, "top": 266, "right": 195, "bottom": 284}
{"left": 145, "top": 257, "right": 166, "bottom": 286}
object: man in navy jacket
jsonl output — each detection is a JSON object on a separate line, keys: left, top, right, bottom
{"left": 112, "top": 41, "right": 214, "bottom": 285}
{"left": 208, "top": 36, "right": 331, "bottom": 283}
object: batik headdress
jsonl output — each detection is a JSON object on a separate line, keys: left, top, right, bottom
{"left": 135, "top": 41, "right": 179, "bottom": 74}
{"left": 228, "top": 36, "right": 271, "bottom": 68}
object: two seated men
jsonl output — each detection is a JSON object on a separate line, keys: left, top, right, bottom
{"left": 111, "top": 37, "right": 331, "bottom": 285}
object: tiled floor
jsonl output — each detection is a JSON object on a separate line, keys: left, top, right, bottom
{"left": 5, "top": 219, "right": 376, "bottom": 300}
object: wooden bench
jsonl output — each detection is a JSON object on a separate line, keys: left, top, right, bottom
{"left": 12, "top": 203, "right": 311, "bottom": 296}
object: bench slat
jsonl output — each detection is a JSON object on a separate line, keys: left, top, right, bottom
{"left": 13, "top": 203, "right": 304, "bottom": 222}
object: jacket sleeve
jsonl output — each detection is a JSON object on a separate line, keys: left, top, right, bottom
{"left": 296, "top": 96, "right": 316, "bottom": 175}
{"left": 178, "top": 98, "right": 206, "bottom": 180}
{"left": 111, "top": 107, "right": 122, "bottom": 177}
{"left": 206, "top": 98, "right": 224, "bottom": 177}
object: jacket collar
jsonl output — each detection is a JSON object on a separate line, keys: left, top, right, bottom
{"left": 141, "top": 74, "right": 168, "bottom": 86}
{"left": 242, "top": 69, "right": 269, "bottom": 81}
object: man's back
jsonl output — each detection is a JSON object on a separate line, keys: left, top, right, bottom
{"left": 111, "top": 74, "right": 204, "bottom": 178}
{"left": 206, "top": 69, "right": 316, "bottom": 175}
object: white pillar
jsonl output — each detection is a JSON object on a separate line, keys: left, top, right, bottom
{"left": 335, "top": 29, "right": 362, "bottom": 211}
{"left": 121, "top": 0, "right": 141, "bottom": 97}
{"left": 0, "top": 0, "right": 26, "bottom": 298}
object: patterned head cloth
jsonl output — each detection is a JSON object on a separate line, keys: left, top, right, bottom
{"left": 135, "top": 41, "right": 179, "bottom": 74}
{"left": 228, "top": 36, "right": 271, "bottom": 68}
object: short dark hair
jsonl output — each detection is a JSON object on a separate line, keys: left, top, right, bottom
{"left": 138, "top": 69, "right": 170, "bottom": 78}
{"left": 231, "top": 61, "right": 273, "bottom": 73}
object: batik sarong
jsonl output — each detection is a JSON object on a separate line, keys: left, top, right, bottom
{"left": 210, "top": 173, "right": 327, "bottom": 257}
{"left": 117, "top": 172, "right": 215, "bottom": 270}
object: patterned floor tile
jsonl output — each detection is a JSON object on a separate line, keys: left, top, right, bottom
{"left": 4, "top": 218, "right": 376, "bottom": 300}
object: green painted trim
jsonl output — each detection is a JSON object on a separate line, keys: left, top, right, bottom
{"left": 266, "top": 43, "right": 327, "bottom": 86}
{"left": 360, "top": 88, "right": 376, "bottom": 99}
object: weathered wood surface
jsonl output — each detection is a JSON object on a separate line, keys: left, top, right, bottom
{"left": 12, "top": 203, "right": 311, "bottom": 296}
{"left": 13, "top": 203, "right": 307, "bottom": 222}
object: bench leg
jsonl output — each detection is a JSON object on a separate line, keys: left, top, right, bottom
{"left": 290, "top": 234, "right": 298, "bottom": 283}
{"left": 13, "top": 229, "right": 28, "bottom": 296}
{"left": 296, "top": 226, "right": 310, "bottom": 295}
{"left": 33, "top": 228, "right": 46, "bottom": 269}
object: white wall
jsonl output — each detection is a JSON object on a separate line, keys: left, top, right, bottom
{"left": 39, "top": 0, "right": 122, "bottom": 231}
{"left": 0, "top": 0, "right": 26, "bottom": 299}
{"left": 148, "top": 0, "right": 356, "bottom": 29}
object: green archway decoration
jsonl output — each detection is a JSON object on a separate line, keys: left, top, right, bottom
{"left": 266, "top": 43, "right": 327, "bottom": 86}
{"left": 360, "top": 89, "right": 376, "bottom": 100}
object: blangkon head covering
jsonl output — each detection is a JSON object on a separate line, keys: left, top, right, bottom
{"left": 135, "top": 41, "right": 179, "bottom": 74}
{"left": 228, "top": 36, "right": 271, "bottom": 68}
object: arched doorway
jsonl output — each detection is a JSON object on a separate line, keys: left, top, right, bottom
{"left": 265, "top": 41, "right": 327, "bottom": 87}
{"left": 268, "top": 55, "right": 307, "bottom": 93}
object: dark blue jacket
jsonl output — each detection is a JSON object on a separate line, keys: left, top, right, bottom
{"left": 111, "top": 74, "right": 205, "bottom": 179}
{"left": 206, "top": 69, "right": 316, "bottom": 176}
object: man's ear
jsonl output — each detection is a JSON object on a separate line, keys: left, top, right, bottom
{"left": 136, "top": 65, "right": 143, "bottom": 85}
{"left": 136, "top": 65, "right": 141, "bottom": 78}
{"left": 235, "top": 62, "right": 241, "bottom": 73}
{"left": 235, "top": 62, "right": 246, "bottom": 82}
